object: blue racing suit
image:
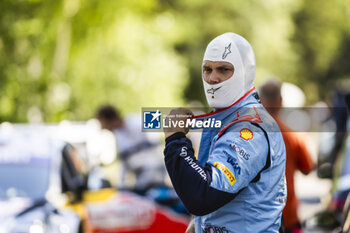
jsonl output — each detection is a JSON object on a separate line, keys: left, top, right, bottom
{"left": 164, "top": 88, "right": 287, "bottom": 233}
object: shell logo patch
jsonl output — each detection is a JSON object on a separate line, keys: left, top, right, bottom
{"left": 213, "top": 162, "right": 236, "bottom": 186}
{"left": 240, "top": 128, "right": 253, "bottom": 141}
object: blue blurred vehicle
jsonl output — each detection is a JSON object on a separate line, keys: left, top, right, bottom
{"left": 0, "top": 126, "right": 84, "bottom": 233}
{"left": 304, "top": 90, "right": 350, "bottom": 233}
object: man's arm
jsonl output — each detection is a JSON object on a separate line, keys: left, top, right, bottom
{"left": 164, "top": 132, "right": 237, "bottom": 216}
{"left": 163, "top": 108, "right": 269, "bottom": 215}
{"left": 295, "top": 133, "right": 314, "bottom": 174}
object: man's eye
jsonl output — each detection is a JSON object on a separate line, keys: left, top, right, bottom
{"left": 224, "top": 67, "right": 234, "bottom": 73}
{"left": 203, "top": 68, "right": 212, "bottom": 72}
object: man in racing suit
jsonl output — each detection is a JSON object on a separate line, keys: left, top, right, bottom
{"left": 163, "top": 32, "right": 287, "bottom": 233}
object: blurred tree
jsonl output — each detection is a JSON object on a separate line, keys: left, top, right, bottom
{"left": 0, "top": 0, "right": 188, "bottom": 122}
{"left": 292, "top": 0, "right": 350, "bottom": 102}
{"left": 0, "top": 0, "right": 349, "bottom": 122}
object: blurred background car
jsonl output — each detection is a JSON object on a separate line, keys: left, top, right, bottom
{"left": 0, "top": 123, "right": 189, "bottom": 233}
{"left": 302, "top": 91, "right": 350, "bottom": 233}
{"left": 0, "top": 127, "right": 82, "bottom": 233}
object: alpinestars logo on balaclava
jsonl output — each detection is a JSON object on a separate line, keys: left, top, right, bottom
{"left": 202, "top": 32, "right": 256, "bottom": 109}
{"left": 222, "top": 43, "right": 231, "bottom": 59}
{"left": 207, "top": 87, "right": 222, "bottom": 96}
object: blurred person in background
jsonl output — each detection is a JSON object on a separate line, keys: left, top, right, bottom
{"left": 326, "top": 89, "right": 350, "bottom": 223}
{"left": 96, "top": 105, "right": 166, "bottom": 193}
{"left": 319, "top": 89, "right": 350, "bottom": 179}
{"left": 259, "top": 79, "right": 314, "bottom": 233}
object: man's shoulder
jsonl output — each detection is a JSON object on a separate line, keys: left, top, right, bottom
{"left": 219, "top": 119, "right": 266, "bottom": 138}
{"left": 217, "top": 121, "right": 268, "bottom": 148}
{"left": 224, "top": 121, "right": 263, "bottom": 133}
{"left": 231, "top": 104, "right": 280, "bottom": 131}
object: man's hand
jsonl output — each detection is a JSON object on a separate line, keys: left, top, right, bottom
{"left": 164, "top": 108, "right": 194, "bottom": 139}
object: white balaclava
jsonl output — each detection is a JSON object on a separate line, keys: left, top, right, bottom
{"left": 202, "top": 32, "right": 256, "bottom": 109}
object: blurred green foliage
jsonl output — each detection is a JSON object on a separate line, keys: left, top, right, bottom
{"left": 0, "top": 0, "right": 349, "bottom": 122}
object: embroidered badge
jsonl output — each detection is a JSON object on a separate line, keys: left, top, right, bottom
{"left": 213, "top": 162, "right": 236, "bottom": 186}
{"left": 207, "top": 86, "right": 222, "bottom": 95}
{"left": 222, "top": 43, "right": 232, "bottom": 59}
{"left": 240, "top": 128, "right": 253, "bottom": 141}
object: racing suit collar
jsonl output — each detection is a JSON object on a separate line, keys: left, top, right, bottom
{"left": 193, "top": 87, "right": 256, "bottom": 120}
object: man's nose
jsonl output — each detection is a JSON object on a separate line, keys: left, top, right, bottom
{"left": 208, "top": 71, "right": 221, "bottom": 84}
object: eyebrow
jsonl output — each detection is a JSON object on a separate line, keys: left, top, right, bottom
{"left": 217, "top": 65, "right": 234, "bottom": 69}
{"left": 202, "top": 63, "right": 234, "bottom": 69}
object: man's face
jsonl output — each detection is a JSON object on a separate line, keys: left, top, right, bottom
{"left": 202, "top": 61, "right": 234, "bottom": 84}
